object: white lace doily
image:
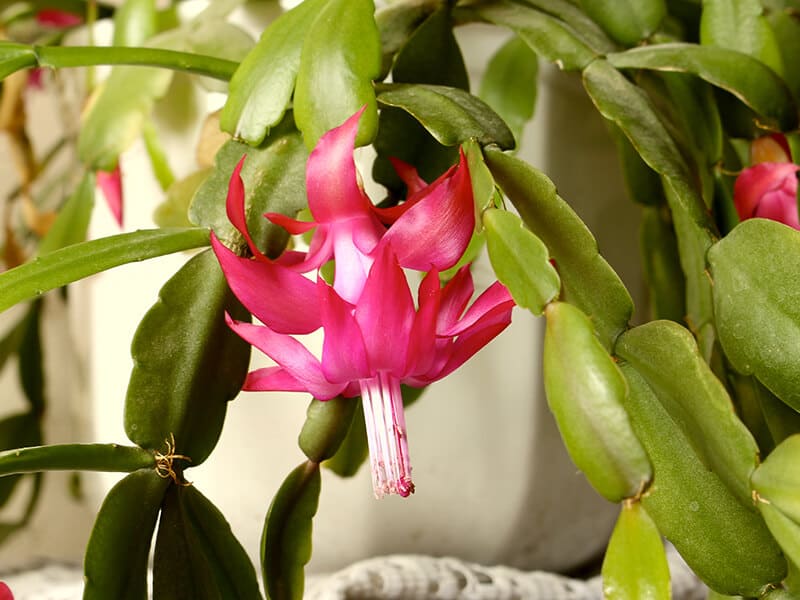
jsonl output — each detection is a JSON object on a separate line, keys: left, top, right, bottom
{"left": 1, "top": 545, "right": 705, "bottom": 600}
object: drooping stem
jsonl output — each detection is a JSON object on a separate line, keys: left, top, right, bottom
{"left": 360, "top": 371, "right": 414, "bottom": 498}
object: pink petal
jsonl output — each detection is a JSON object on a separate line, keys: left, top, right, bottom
{"left": 225, "top": 156, "right": 268, "bottom": 259}
{"left": 440, "top": 281, "right": 515, "bottom": 337}
{"left": 380, "top": 150, "right": 474, "bottom": 271}
{"left": 226, "top": 315, "right": 344, "bottom": 399}
{"left": 37, "top": 9, "right": 82, "bottom": 27}
{"left": 0, "top": 582, "right": 13, "bottom": 600}
{"left": 212, "top": 234, "right": 321, "bottom": 334}
{"left": 756, "top": 191, "right": 800, "bottom": 230}
{"left": 434, "top": 316, "right": 512, "bottom": 381}
{"left": 404, "top": 269, "right": 441, "bottom": 376}
{"left": 265, "top": 212, "right": 316, "bottom": 235}
{"left": 97, "top": 165, "right": 123, "bottom": 227}
{"left": 331, "top": 225, "right": 375, "bottom": 303}
{"left": 306, "top": 107, "right": 374, "bottom": 222}
{"left": 436, "top": 266, "right": 475, "bottom": 332}
{"left": 372, "top": 158, "right": 429, "bottom": 223}
{"left": 244, "top": 366, "right": 311, "bottom": 393}
{"left": 355, "top": 244, "right": 415, "bottom": 375}
{"left": 734, "top": 162, "right": 799, "bottom": 222}
{"left": 318, "top": 279, "right": 370, "bottom": 383}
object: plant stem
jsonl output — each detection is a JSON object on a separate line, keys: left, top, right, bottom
{"left": 34, "top": 45, "right": 238, "bottom": 81}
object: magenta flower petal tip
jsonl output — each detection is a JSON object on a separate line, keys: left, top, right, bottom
{"left": 97, "top": 165, "right": 123, "bottom": 227}
{"left": 0, "top": 581, "right": 13, "bottom": 600}
{"left": 214, "top": 108, "right": 516, "bottom": 498}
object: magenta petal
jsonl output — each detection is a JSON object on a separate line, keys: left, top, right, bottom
{"left": 355, "top": 244, "right": 415, "bottom": 375}
{"left": 381, "top": 151, "right": 475, "bottom": 271}
{"left": 225, "top": 156, "right": 267, "bottom": 259}
{"left": 226, "top": 315, "right": 344, "bottom": 399}
{"left": 37, "top": 9, "right": 82, "bottom": 27}
{"left": 318, "top": 279, "right": 370, "bottom": 382}
{"left": 244, "top": 366, "right": 311, "bottom": 394}
{"left": 390, "top": 157, "right": 428, "bottom": 195}
{"left": 441, "top": 281, "right": 515, "bottom": 337}
{"left": 405, "top": 269, "right": 441, "bottom": 376}
{"left": 433, "top": 311, "right": 513, "bottom": 381}
{"left": 734, "top": 162, "right": 799, "bottom": 221}
{"left": 756, "top": 191, "right": 800, "bottom": 230}
{"left": 212, "top": 234, "right": 321, "bottom": 334}
{"left": 436, "top": 266, "right": 475, "bottom": 332}
{"left": 97, "top": 165, "right": 123, "bottom": 227}
{"left": 265, "top": 212, "right": 317, "bottom": 235}
{"left": 306, "top": 108, "right": 374, "bottom": 222}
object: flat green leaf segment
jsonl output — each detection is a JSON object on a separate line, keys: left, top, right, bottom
{"left": 485, "top": 148, "right": 632, "bottom": 349}
{"left": 607, "top": 43, "right": 798, "bottom": 131}
{"left": 221, "top": 0, "right": 326, "bottom": 145}
{"left": 125, "top": 249, "right": 250, "bottom": 466}
{"left": 463, "top": 0, "right": 597, "bottom": 71}
{"left": 154, "top": 485, "right": 262, "bottom": 600}
{"left": 37, "top": 171, "right": 96, "bottom": 255}
{"left": 577, "top": 0, "right": 665, "bottom": 45}
{"left": 543, "top": 302, "right": 651, "bottom": 502}
{"left": 299, "top": 397, "right": 358, "bottom": 463}
{"left": 262, "top": 461, "right": 321, "bottom": 600}
{"left": 602, "top": 502, "right": 670, "bottom": 600}
{"left": 708, "top": 219, "right": 800, "bottom": 412}
{"left": 619, "top": 363, "right": 786, "bottom": 596}
{"left": 376, "top": 83, "right": 514, "bottom": 150}
{"left": 0, "top": 443, "right": 153, "bottom": 476}
{"left": 190, "top": 116, "right": 307, "bottom": 257}
{"left": 294, "top": 0, "right": 381, "bottom": 149}
{"left": 616, "top": 320, "right": 760, "bottom": 506}
{"left": 0, "top": 227, "right": 210, "bottom": 313}
{"left": 484, "top": 208, "right": 560, "bottom": 315}
{"left": 84, "top": 469, "right": 170, "bottom": 600}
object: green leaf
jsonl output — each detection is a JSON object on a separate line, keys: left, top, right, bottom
{"left": 17, "top": 300, "right": 44, "bottom": 414}
{"left": 323, "top": 398, "right": 368, "bottom": 478}
{"left": 262, "top": 461, "right": 321, "bottom": 600}
{"left": 700, "top": 0, "right": 784, "bottom": 75}
{"left": 543, "top": 302, "right": 651, "bottom": 502}
{"left": 78, "top": 65, "right": 174, "bottom": 171}
{"left": 83, "top": 469, "right": 169, "bottom": 600}
{"left": 220, "top": 0, "right": 325, "bottom": 145}
{"left": 125, "top": 249, "right": 250, "bottom": 465}
{"left": 0, "top": 443, "right": 154, "bottom": 477}
{"left": 298, "top": 397, "right": 358, "bottom": 463}
{"left": 609, "top": 124, "right": 665, "bottom": 206}
{"left": 640, "top": 206, "right": 686, "bottom": 323}
{"left": 294, "top": 0, "right": 381, "bottom": 149}
{"left": 616, "top": 320, "right": 760, "bottom": 505}
{"left": 517, "top": 0, "right": 618, "bottom": 53}
{"left": 463, "top": 0, "right": 596, "bottom": 71}
{"left": 478, "top": 35, "right": 538, "bottom": 147}
{"left": 189, "top": 117, "right": 307, "bottom": 257}
{"left": 463, "top": 139, "right": 497, "bottom": 213}
{"left": 602, "top": 502, "right": 670, "bottom": 600}
{"left": 757, "top": 501, "right": 800, "bottom": 574}
{"left": 769, "top": 10, "right": 800, "bottom": 103}
{"left": 484, "top": 148, "right": 632, "bottom": 349}
{"left": 582, "top": 59, "right": 715, "bottom": 352}
{"left": 113, "top": 0, "right": 157, "bottom": 47}
{"left": 620, "top": 363, "right": 786, "bottom": 596}
{"left": 0, "top": 412, "right": 41, "bottom": 506}
{"left": 376, "top": 83, "right": 515, "bottom": 150}
{"left": 606, "top": 43, "right": 798, "bottom": 132}
{"left": 707, "top": 219, "right": 800, "bottom": 411}
{"left": 154, "top": 169, "right": 210, "bottom": 228}
{"left": 0, "top": 227, "right": 211, "bottom": 313}
{"left": 0, "top": 41, "right": 36, "bottom": 79}
{"left": 372, "top": 5, "right": 468, "bottom": 191}
{"left": 752, "top": 435, "right": 800, "bottom": 524}
{"left": 142, "top": 119, "right": 175, "bottom": 191}
{"left": 577, "top": 0, "right": 666, "bottom": 45}
{"left": 483, "top": 208, "right": 560, "bottom": 315}
{"left": 37, "top": 171, "right": 95, "bottom": 256}
{"left": 154, "top": 485, "right": 262, "bottom": 600}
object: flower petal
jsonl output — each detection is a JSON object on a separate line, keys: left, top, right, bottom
{"left": 244, "top": 366, "right": 312, "bottom": 394}
{"left": 225, "top": 156, "right": 267, "bottom": 259}
{"left": 734, "top": 162, "right": 799, "bottom": 222}
{"left": 212, "top": 233, "right": 321, "bottom": 334}
{"left": 405, "top": 268, "right": 441, "bottom": 376}
{"left": 265, "top": 212, "right": 317, "bottom": 235}
{"left": 318, "top": 279, "right": 370, "bottom": 383}
{"left": 380, "top": 150, "right": 474, "bottom": 271}
{"left": 226, "top": 315, "right": 343, "bottom": 399}
{"left": 355, "top": 244, "right": 415, "bottom": 375}
{"left": 306, "top": 107, "right": 374, "bottom": 222}
{"left": 756, "top": 191, "right": 800, "bottom": 230}
{"left": 440, "top": 281, "right": 515, "bottom": 337}
{"left": 436, "top": 265, "right": 475, "bottom": 332}
{"left": 97, "top": 165, "right": 123, "bottom": 227}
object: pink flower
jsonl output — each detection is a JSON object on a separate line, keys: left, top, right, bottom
{"left": 97, "top": 165, "right": 123, "bottom": 227}
{"left": 36, "top": 9, "right": 82, "bottom": 28}
{"left": 212, "top": 110, "right": 515, "bottom": 498}
{"left": 734, "top": 134, "right": 800, "bottom": 230}
{"left": 0, "top": 581, "right": 13, "bottom": 600}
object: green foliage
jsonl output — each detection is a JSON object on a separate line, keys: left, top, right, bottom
{"left": 577, "top": 0, "right": 666, "bottom": 45}
{"left": 124, "top": 249, "right": 250, "bottom": 465}
{"left": 602, "top": 502, "right": 670, "bottom": 600}
{"left": 298, "top": 397, "right": 359, "bottom": 464}
{"left": 543, "top": 302, "right": 651, "bottom": 502}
